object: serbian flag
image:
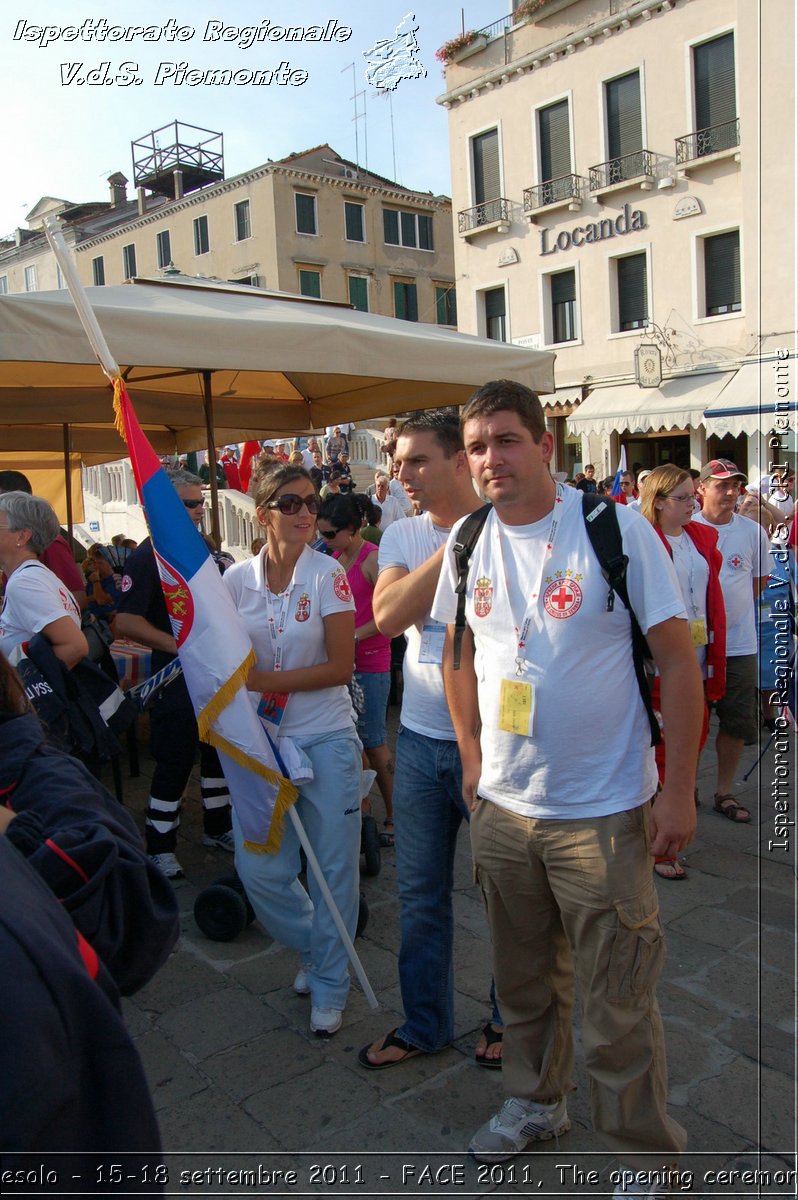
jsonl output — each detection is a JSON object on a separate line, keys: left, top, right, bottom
{"left": 611, "top": 445, "right": 628, "bottom": 500}
{"left": 113, "top": 380, "right": 297, "bottom": 852}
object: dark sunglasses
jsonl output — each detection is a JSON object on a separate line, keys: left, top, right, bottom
{"left": 183, "top": 498, "right": 205, "bottom": 510}
{"left": 318, "top": 528, "right": 341, "bottom": 540}
{"left": 266, "top": 493, "right": 320, "bottom": 516}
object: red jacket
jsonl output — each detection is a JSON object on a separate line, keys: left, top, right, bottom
{"left": 655, "top": 521, "right": 726, "bottom": 700}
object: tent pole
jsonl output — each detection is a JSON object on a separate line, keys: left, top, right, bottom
{"left": 62, "top": 423, "right": 74, "bottom": 541}
{"left": 202, "top": 370, "right": 221, "bottom": 546}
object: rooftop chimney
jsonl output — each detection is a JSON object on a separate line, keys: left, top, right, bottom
{"left": 108, "top": 172, "right": 128, "bottom": 207}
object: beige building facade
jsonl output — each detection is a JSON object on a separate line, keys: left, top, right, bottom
{"left": 438, "top": 0, "right": 796, "bottom": 480}
{"left": 0, "top": 142, "right": 456, "bottom": 330}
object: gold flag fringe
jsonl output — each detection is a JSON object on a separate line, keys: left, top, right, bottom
{"left": 206, "top": 729, "right": 298, "bottom": 854}
{"left": 112, "top": 377, "right": 128, "bottom": 440}
{"left": 196, "top": 649, "right": 256, "bottom": 740}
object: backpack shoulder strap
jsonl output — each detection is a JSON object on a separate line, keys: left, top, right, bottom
{"left": 451, "top": 504, "right": 492, "bottom": 670}
{"left": 581, "top": 494, "right": 660, "bottom": 746}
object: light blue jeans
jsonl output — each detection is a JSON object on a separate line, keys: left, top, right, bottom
{"left": 233, "top": 726, "right": 362, "bottom": 1011}
{"left": 393, "top": 724, "right": 501, "bottom": 1052}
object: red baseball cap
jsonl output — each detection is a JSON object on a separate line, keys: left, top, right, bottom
{"left": 698, "top": 458, "right": 746, "bottom": 483}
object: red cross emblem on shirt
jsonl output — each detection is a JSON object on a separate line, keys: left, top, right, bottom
{"left": 728, "top": 554, "right": 743, "bottom": 569}
{"left": 543, "top": 577, "right": 583, "bottom": 620}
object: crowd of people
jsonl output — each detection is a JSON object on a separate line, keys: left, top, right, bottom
{"left": 1, "top": 402, "right": 794, "bottom": 1195}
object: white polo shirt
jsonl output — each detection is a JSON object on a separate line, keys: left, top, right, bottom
{"left": 431, "top": 486, "right": 686, "bottom": 819}
{"left": 222, "top": 544, "right": 355, "bottom": 737}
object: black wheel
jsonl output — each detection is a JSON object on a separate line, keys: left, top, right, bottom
{"left": 356, "top": 891, "right": 369, "bottom": 938}
{"left": 214, "top": 873, "right": 256, "bottom": 926}
{"left": 360, "top": 814, "right": 381, "bottom": 877}
{"left": 194, "top": 884, "right": 248, "bottom": 942}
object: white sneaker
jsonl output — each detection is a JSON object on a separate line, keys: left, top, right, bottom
{"left": 202, "top": 830, "right": 235, "bottom": 852}
{"left": 293, "top": 964, "right": 312, "bottom": 996}
{"left": 469, "top": 1097, "right": 570, "bottom": 1162}
{"left": 310, "top": 1006, "right": 343, "bottom": 1036}
{"left": 613, "top": 1170, "right": 672, "bottom": 1197}
{"left": 149, "top": 851, "right": 184, "bottom": 879}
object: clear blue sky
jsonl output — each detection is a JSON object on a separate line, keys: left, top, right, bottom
{"left": 1, "top": 1, "right": 490, "bottom": 234}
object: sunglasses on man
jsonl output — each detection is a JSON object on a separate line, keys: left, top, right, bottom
{"left": 182, "top": 498, "right": 205, "bottom": 509}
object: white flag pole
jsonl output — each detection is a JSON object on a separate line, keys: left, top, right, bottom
{"left": 43, "top": 215, "right": 120, "bottom": 380}
{"left": 288, "top": 807, "right": 378, "bottom": 1008}
{"left": 43, "top": 215, "right": 379, "bottom": 1009}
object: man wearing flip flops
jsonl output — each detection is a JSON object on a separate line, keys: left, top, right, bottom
{"left": 358, "top": 412, "right": 504, "bottom": 1072}
{"left": 693, "top": 459, "right": 771, "bottom": 823}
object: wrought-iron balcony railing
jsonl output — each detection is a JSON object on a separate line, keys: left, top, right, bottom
{"left": 523, "top": 174, "right": 582, "bottom": 211}
{"left": 588, "top": 150, "right": 657, "bottom": 191}
{"left": 458, "top": 197, "right": 512, "bottom": 233}
{"left": 675, "top": 118, "right": 740, "bottom": 164}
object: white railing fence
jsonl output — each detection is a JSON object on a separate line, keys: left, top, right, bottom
{"left": 78, "top": 428, "right": 389, "bottom": 558}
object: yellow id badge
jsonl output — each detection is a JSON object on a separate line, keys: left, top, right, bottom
{"left": 499, "top": 678, "right": 535, "bottom": 737}
{"left": 690, "top": 618, "right": 708, "bottom": 647}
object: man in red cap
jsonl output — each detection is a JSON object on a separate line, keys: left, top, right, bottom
{"left": 693, "top": 459, "right": 770, "bottom": 822}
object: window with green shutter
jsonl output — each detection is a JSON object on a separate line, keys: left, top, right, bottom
{"left": 384, "top": 209, "right": 400, "bottom": 245}
{"left": 393, "top": 281, "right": 418, "bottom": 321}
{"left": 472, "top": 129, "right": 500, "bottom": 205}
{"left": 606, "top": 72, "right": 642, "bottom": 165}
{"left": 298, "top": 269, "right": 321, "bottom": 299}
{"left": 551, "top": 270, "right": 576, "bottom": 343}
{"left": 617, "top": 254, "right": 648, "bottom": 331}
{"left": 484, "top": 287, "right": 506, "bottom": 342}
{"left": 348, "top": 275, "right": 368, "bottom": 312}
{"left": 704, "top": 231, "right": 740, "bottom": 315}
{"left": 344, "top": 202, "right": 365, "bottom": 242}
{"left": 295, "top": 193, "right": 317, "bottom": 235}
{"left": 435, "top": 285, "right": 457, "bottom": 326}
{"left": 193, "top": 215, "right": 209, "bottom": 256}
{"left": 539, "top": 100, "right": 572, "bottom": 183}
{"left": 694, "top": 33, "right": 736, "bottom": 133}
{"left": 156, "top": 229, "right": 171, "bottom": 269}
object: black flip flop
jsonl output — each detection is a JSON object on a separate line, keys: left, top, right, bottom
{"left": 475, "top": 1021, "right": 503, "bottom": 1070}
{"left": 358, "top": 1028, "right": 422, "bottom": 1070}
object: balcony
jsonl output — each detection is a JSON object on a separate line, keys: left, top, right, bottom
{"left": 588, "top": 150, "right": 658, "bottom": 197}
{"left": 523, "top": 174, "right": 583, "bottom": 219}
{"left": 458, "top": 197, "right": 513, "bottom": 237}
{"left": 675, "top": 119, "right": 740, "bottom": 172}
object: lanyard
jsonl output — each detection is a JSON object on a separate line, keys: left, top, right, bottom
{"left": 669, "top": 533, "right": 701, "bottom": 618}
{"left": 496, "top": 484, "right": 565, "bottom": 673}
{"left": 263, "top": 561, "right": 293, "bottom": 673}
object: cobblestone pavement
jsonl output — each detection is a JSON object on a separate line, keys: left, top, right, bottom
{"left": 115, "top": 702, "right": 796, "bottom": 1198}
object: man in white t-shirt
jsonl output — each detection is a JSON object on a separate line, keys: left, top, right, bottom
{"left": 358, "top": 413, "right": 504, "bottom": 1071}
{"left": 372, "top": 471, "right": 407, "bottom": 530}
{"left": 431, "top": 381, "right": 703, "bottom": 1188}
{"left": 693, "top": 459, "right": 770, "bottom": 822}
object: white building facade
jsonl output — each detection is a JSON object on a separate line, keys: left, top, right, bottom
{"left": 438, "top": 0, "right": 796, "bottom": 480}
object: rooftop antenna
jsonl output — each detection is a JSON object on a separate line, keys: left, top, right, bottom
{"left": 342, "top": 62, "right": 368, "bottom": 170}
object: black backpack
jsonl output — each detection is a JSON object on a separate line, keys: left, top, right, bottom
{"left": 451, "top": 493, "right": 660, "bottom": 746}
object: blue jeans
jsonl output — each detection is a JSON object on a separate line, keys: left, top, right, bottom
{"left": 233, "top": 727, "right": 362, "bottom": 1011}
{"left": 393, "top": 725, "right": 501, "bottom": 1052}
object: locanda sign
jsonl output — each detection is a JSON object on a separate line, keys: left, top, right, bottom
{"left": 539, "top": 203, "right": 647, "bottom": 256}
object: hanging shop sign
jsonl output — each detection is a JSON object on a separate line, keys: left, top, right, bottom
{"left": 635, "top": 343, "right": 663, "bottom": 388}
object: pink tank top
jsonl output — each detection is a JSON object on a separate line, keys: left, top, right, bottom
{"left": 335, "top": 541, "right": 391, "bottom": 673}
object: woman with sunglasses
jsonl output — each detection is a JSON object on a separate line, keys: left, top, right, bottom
{"left": 318, "top": 493, "right": 395, "bottom": 845}
{"left": 222, "top": 463, "right": 362, "bottom": 1037}
{"left": 639, "top": 465, "right": 727, "bottom": 879}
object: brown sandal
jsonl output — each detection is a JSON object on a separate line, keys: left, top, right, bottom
{"left": 654, "top": 857, "right": 687, "bottom": 881}
{"left": 713, "top": 793, "right": 751, "bottom": 823}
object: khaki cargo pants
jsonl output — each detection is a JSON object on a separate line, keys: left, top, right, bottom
{"left": 471, "top": 798, "right": 687, "bottom": 1169}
